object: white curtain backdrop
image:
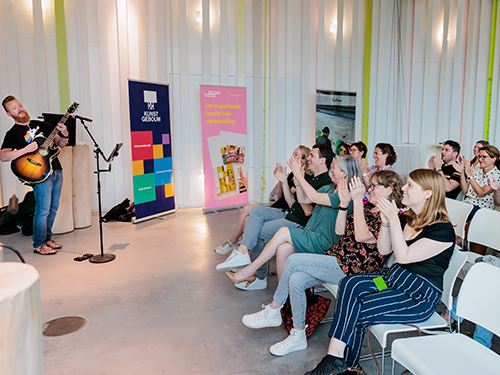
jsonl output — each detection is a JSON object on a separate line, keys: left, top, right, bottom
{"left": 0, "top": 0, "right": 499, "bottom": 210}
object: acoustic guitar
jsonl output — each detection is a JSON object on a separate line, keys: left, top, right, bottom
{"left": 11, "top": 102, "right": 79, "bottom": 184}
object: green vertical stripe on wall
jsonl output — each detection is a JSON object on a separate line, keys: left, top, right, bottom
{"left": 361, "top": 0, "right": 373, "bottom": 144}
{"left": 485, "top": 0, "right": 498, "bottom": 141}
{"left": 237, "top": 0, "right": 245, "bottom": 86}
{"left": 54, "top": 0, "right": 70, "bottom": 111}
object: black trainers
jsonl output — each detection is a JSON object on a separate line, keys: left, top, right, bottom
{"left": 305, "top": 355, "right": 348, "bottom": 375}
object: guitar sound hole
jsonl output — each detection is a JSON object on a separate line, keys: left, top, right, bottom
{"left": 38, "top": 149, "right": 48, "bottom": 157}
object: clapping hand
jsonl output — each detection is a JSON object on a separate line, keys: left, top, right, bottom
{"left": 428, "top": 155, "right": 436, "bottom": 170}
{"left": 273, "top": 162, "right": 287, "bottom": 182}
{"left": 488, "top": 176, "right": 499, "bottom": 192}
{"left": 358, "top": 158, "right": 369, "bottom": 175}
{"left": 452, "top": 158, "right": 464, "bottom": 174}
{"left": 287, "top": 155, "right": 304, "bottom": 178}
{"left": 338, "top": 178, "right": 351, "bottom": 207}
{"left": 349, "top": 176, "right": 365, "bottom": 203}
{"left": 376, "top": 197, "right": 399, "bottom": 224}
{"left": 462, "top": 156, "right": 472, "bottom": 177}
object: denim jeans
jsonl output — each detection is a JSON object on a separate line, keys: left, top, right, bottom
{"left": 273, "top": 253, "right": 345, "bottom": 328}
{"left": 240, "top": 205, "right": 302, "bottom": 279}
{"left": 32, "top": 170, "right": 63, "bottom": 248}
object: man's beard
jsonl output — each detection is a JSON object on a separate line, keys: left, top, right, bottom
{"left": 11, "top": 110, "right": 31, "bottom": 124}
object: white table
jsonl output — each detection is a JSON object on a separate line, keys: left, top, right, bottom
{"left": 0, "top": 262, "right": 43, "bottom": 375}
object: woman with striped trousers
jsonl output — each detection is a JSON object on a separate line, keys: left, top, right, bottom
{"left": 305, "top": 169, "right": 455, "bottom": 375}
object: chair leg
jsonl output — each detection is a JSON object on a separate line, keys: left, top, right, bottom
{"left": 391, "top": 359, "right": 396, "bottom": 375}
{"left": 381, "top": 347, "right": 385, "bottom": 374}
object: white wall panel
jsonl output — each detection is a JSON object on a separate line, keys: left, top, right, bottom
{"left": 1, "top": 0, "right": 500, "bottom": 210}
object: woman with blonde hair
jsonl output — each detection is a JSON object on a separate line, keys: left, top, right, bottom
{"left": 239, "top": 170, "right": 404, "bottom": 357}
{"left": 305, "top": 169, "right": 455, "bottom": 375}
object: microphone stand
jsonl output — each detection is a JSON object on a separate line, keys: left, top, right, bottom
{"left": 78, "top": 118, "right": 117, "bottom": 263}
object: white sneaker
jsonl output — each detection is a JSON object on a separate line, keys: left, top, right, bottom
{"left": 216, "top": 249, "right": 251, "bottom": 272}
{"left": 214, "top": 240, "right": 238, "bottom": 255}
{"left": 235, "top": 277, "right": 267, "bottom": 291}
{"left": 242, "top": 304, "right": 282, "bottom": 329}
{"left": 269, "top": 328, "right": 308, "bottom": 356}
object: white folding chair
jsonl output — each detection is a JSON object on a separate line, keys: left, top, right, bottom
{"left": 462, "top": 207, "right": 500, "bottom": 264}
{"left": 391, "top": 262, "right": 500, "bottom": 375}
{"left": 444, "top": 198, "right": 473, "bottom": 249}
{"left": 365, "top": 249, "right": 467, "bottom": 373}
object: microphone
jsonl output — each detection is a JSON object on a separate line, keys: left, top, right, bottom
{"left": 72, "top": 114, "right": 93, "bottom": 122}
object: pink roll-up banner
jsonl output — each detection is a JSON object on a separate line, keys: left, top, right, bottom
{"left": 200, "top": 85, "right": 248, "bottom": 211}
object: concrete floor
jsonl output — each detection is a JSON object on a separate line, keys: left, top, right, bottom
{"left": 1, "top": 208, "right": 496, "bottom": 375}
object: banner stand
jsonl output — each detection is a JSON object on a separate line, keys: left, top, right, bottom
{"left": 128, "top": 80, "right": 176, "bottom": 222}
{"left": 133, "top": 208, "right": 177, "bottom": 223}
{"left": 203, "top": 204, "right": 246, "bottom": 215}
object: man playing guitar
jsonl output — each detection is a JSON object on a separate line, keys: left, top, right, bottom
{"left": 1, "top": 95, "right": 69, "bottom": 255}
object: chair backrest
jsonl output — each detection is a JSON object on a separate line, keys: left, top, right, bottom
{"left": 440, "top": 249, "right": 467, "bottom": 309}
{"left": 445, "top": 198, "right": 473, "bottom": 239}
{"left": 384, "top": 253, "right": 396, "bottom": 268}
{"left": 467, "top": 208, "right": 500, "bottom": 250}
{"left": 456, "top": 262, "right": 500, "bottom": 338}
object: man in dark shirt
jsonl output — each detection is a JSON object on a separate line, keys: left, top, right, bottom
{"left": 316, "top": 127, "right": 332, "bottom": 150}
{"left": 216, "top": 144, "right": 334, "bottom": 290}
{"left": 428, "top": 140, "right": 461, "bottom": 199}
{"left": 1, "top": 95, "right": 69, "bottom": 255}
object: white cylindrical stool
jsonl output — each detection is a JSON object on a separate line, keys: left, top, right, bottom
{"left": 72, "top": 145, "right": 92, "bottom": 228}
{"left": 53, "top": 146, "right": 74, "bottom": 234}
{"left": 0, "top": 263, "right": 43, "bottom": 375}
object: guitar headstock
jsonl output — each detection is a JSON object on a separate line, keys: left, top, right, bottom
{"left": 67, "top": 102, "right": 80, "bottom": 114}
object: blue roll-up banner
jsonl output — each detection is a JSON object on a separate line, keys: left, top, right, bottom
{"left": 128, "top": 80, "right": 176, "bottom": 223}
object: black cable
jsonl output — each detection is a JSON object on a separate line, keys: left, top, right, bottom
{"left": 0, "top": 243, "right": 26, "bottom": 263}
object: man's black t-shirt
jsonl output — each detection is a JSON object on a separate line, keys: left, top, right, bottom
{"left": 441, "top": 164, "right": 461, "bottom": 199}
{"left": 1, "top": 120, "right": 62, "bottom": 170}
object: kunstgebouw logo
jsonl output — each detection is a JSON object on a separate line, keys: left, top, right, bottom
{"left": 142, "top": 90, "right": 161, "bottom": 122}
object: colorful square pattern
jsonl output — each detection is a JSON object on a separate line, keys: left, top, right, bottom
{"left": 131, "top": 131, "right": 174, "bottom": 205}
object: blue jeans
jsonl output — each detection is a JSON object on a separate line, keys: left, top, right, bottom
{"left": 273, "top": 253, "right": 345, "bottom": 328}
{"left": 240, "top": 205, "right": 302, "bottom": 279}
{"left": 449, "top": 299, "right": 494, "bottom": 348}
{"left": 32, "top": 170, "right": 63, "bottom": 248}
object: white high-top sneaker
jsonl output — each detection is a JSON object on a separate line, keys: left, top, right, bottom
{"left": 269, "top": 328, "right": 307, "bottom": 356}
{"left": 242, "top": 304, "right": 282, "bottom": 329}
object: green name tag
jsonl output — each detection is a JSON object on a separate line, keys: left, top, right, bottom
{"left": 373, "top": 276, "right": 388, "bottom": 291}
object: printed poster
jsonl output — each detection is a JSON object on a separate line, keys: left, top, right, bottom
{"left": 200, "top": 85, "right": 248, "bottom": 210}
{"left": 128, "top": 80, "right": 176, "bottom": 222}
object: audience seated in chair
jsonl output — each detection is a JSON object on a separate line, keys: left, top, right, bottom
{"left": 225, "top": 155, "right": 359, "bottom": 287}
{"left": 456, "top": 145, "right": 500, "bottom": 255}
{"left": 428, "top": 140, "right": 461, "bottom": 199}
{"left": 239, "top": 170, "right": 404, "bottom": 357}
{"left": 304, "top": 169, "right": 455, "bottom": 375}
{"left": 215, "top": 144, "right": 334, "bottom": 291}
{"left": 359, "top": 142, "right": 397, "bottom": 186}
{"left": 214, "top": 145, "right": 311, "bottom": 256}
{"left": 348, "top": 141, "right": 368, "bottom": 172}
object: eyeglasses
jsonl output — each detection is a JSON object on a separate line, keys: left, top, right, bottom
{"left": 367, "top": 183, "right": 384, "bottom": 191}
{"left": 477, "top": 154, "right": 490, "bottom": 160}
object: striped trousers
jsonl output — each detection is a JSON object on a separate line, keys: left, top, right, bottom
{"left": 328, "top": 264, "right": 443, "bottom": 367}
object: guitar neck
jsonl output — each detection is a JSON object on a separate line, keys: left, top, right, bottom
{"left": 41, "top": 111, "right": 71, "bottom": 149}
